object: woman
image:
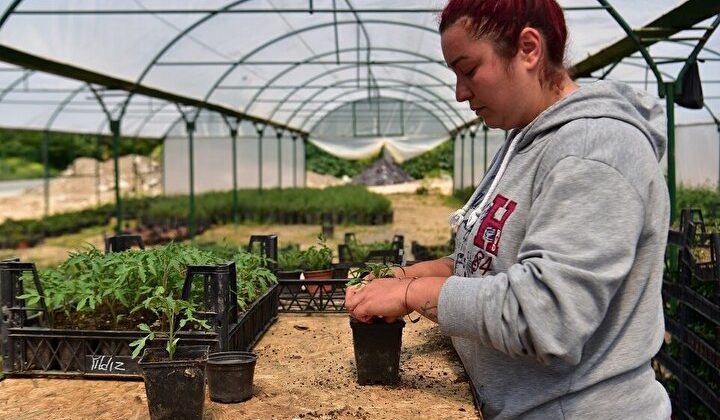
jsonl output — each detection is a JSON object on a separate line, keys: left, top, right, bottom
{"left": 344, "top": 0, "right": 671, "bottom": 418}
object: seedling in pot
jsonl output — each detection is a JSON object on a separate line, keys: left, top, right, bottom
{"left": 346, "top": 262, "right": 395, "bottom": 287}
{"left": 302, "top": 235, "right": 333, "bottom": 272}
{"left": 129, "top": 286, "right": 210, "bottom": 360}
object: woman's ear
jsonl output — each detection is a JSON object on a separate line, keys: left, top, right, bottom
{"left": 517, "top": 27, "right": 542, "bottom": 71}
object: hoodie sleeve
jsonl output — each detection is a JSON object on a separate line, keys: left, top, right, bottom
{"left": 438, "top": 155, "right": 645, "bottom": 365}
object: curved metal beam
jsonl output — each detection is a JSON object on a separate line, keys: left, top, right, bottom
{"left": 0, "top": 0, "right": 23, "bottom": 31}
{"left": 300, "top": 87, "right": 452, "bottom": 132}
{"left": 44, "top": 85, "right": 88, "bottom": 131}
{"left": 0, "top": 68, "right": 34, "bottom": 101}
{"left": 121, "top": 0, "right": 250, "bottom": 121}
{"left": 244, "top": 46, "right": 448, "bottom": 113}
{"left": 289, "top": 78, "right": 458, "bottom": 130}
{"left": 302, "top": 90, "right": 450, "bottom": 134}
{"left": 198, "top": 19, "right": 441, "bottom": 113}
{"left": 270, "top": 64, "right": 463, "bottom": 124}
{"left": 267, "top": 63, "right": 461, "bottom": 124}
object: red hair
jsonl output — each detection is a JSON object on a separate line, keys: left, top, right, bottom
{"left": 439, "top": 0, "right": 567, "bottom": 85}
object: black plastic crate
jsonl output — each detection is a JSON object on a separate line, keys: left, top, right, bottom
{"left": 277, "top": 279, "right": 348, "bottom": 313}
{"left": 1, "top": 259, "right": 278, "bottom": 378}
{"left": 657, "top": 209, "right": 720, "bottom": 419}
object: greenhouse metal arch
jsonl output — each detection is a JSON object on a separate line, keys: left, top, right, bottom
{"left": 0, "top": 0, "right": 718, "bottom": 232}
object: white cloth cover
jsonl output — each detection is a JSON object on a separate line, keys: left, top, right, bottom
{"left": 309, "top": 135, "right": 449, "bottom": 163}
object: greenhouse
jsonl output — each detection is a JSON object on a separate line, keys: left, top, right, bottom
{"left": 1, "top": 1, "right": 720, "bottom": 419}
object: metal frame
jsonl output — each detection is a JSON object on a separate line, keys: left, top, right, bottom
{"left": 0, "top": 0, "right": 718, "bottom": 208}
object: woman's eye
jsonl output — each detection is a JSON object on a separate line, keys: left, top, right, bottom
{"left": 463, "top": 67, "right": 476, "bottom": 78}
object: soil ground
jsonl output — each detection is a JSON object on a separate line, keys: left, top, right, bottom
{"left": 0, "top": 191, "right": 477, "bottom": 419}
{"left": 0, "top": 314, "right": 481, "bottom": 420}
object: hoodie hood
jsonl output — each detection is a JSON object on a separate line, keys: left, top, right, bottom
{"left": 514, "top": 80, "right": 667, "bottom": 161}
{"left": 449, "top": 80, "right": 666, "bottom": 229}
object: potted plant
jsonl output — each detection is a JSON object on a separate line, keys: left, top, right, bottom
{"left": 302, "top": 235, "right": 334, "bottom": 294}
{"left": 347, "top": 263, "right": 406, "bottom": 385}
{"left": 130, "top": 286, "right": 211, "bottom": 420}
{"left": 277, "top": 246, "right": 304, "bottom": 279}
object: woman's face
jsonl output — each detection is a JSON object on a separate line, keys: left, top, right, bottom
{"left": 441, "top": 21, "right": 529, "bottom": 129}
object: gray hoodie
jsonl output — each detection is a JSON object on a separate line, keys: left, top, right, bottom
{"left": 439, "top": 81, "right": 671, "bottom": 419}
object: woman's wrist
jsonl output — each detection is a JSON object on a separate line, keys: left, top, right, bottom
{"left": 403, "top": 277, "right": 421, "bottom": 323}
{"left": 393, "top": 266, "right": 409, "bottom": 278}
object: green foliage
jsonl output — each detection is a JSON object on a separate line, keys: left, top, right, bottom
{"left": 346, "top": 262, "right": 395, "bottom": 286}
{"left": 345, "top": 239, "right": 393, "bottom": 263}
{"left": 302, "top": 235, "right": 333, "bottom": 271}
{"left": 17, "top": 240, "right": 278, "bottom": 360}
{"left": 0, "top": 128, "right": 161, "bottom": 181}
{"left": 676, "top": 186, "right": 720, "bottom": 226}
{"left": 0, "top": 157, "right": 58, "bottom": 180}
{"left": 233, "top": 248, "right": 277, "bottom": 312}
{"left": 0, "top": 186, "right": 390, "bottom": 249}
{"left": 400, "top": 139, "right": 453, "bottom": 179}
{"left": 305, "top": 141, "right": 377, "bottom": 178}
{"left": 146, "top": 185, "right": 392, "bottom": 226}
{"left": 129, "top": 286, "right": 210, "bottom": 360}
{"left": 19, "top": 243, "right": 222, "bottom": 329}
{"left": 277, "top": 247, "right": 304, "bottom": 271}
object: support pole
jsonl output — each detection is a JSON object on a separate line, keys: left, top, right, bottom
{"left": 42, "top": 130, "right": 49, "bottom": 218}
{"left": 276, "top": 130, "right": 283, "bottom": 189}
{"left": 186, "top": 121, "right": 196, "bottom": 239}
{"left": 303, "top": 134, "right": 309, "bottom": 188}
{"left": 230, "top": 127, "right": 239, "bottom": 224}
{"left": 665, "top": 82, "right": 676, "bottom": 223}
{"left": 95, "top": 134, "right": 101, "bottom": 206}
{"left": 717, "top": 123, "right": 720, "bottom": 193}
{"left": 110, "top": 120, "right": 122, "bottom": 235}
{"left": 292, "top": 134, "right": 298, "bottom": 188}
{"left": 254, "top": 123, "right": 266, "bottom": 193}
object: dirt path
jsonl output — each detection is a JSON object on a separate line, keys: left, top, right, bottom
{"left": 0, "top": 314, "right": 480, "bottom": 419}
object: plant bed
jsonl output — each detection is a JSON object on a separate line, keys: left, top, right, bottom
{"left": 1, "top": 244, "right": 279, "bottom": 378}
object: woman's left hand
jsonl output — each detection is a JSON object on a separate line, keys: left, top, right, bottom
{"left": 344, "top": 277, "right": 410, "bottom": 323}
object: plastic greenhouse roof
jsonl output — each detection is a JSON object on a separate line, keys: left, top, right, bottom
{"left": 0, "top": 0, "right": 719, "bottom": 139}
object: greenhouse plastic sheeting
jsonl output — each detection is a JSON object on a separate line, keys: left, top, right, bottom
{"left": 163, "top": 112, "right": 304, "bottom": 194}
{"left": 0, "top": 0, "right": 718, "bottom": 139}
{"left": 456, "top": 123, "right": 720, "bottom": 189}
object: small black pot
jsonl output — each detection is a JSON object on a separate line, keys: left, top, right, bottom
{"left": 350, "top": 317, "right": 405, "bottom": 385}
{"left": 138, "top": 345, "right": 209, "bottom": 420}
{"left": 206, "top": 351, "right": 258, "bottom": 403}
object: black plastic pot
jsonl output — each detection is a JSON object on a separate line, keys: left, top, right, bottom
{"left": 350, "top": 317, "right": 405, "bottom": 385}
{"left": 206, "top": 351, "right": 258, "bottom": 403}
{"left": 138, "top": 345, "right": 209, "bottom": 420}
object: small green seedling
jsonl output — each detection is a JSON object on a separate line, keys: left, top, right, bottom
{"left": 129, "top": 286, "right": 210, "bottom": 360}
{"left": 346, "top": 262, "right": 396, "bottom": 287}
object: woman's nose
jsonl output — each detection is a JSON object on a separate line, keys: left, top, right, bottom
{"left": 455, "top": 77, "right": 472, "bottom": 103}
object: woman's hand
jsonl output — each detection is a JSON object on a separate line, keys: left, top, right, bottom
{"left": 344, "top": 277, "right": 411, "bottom": 323}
